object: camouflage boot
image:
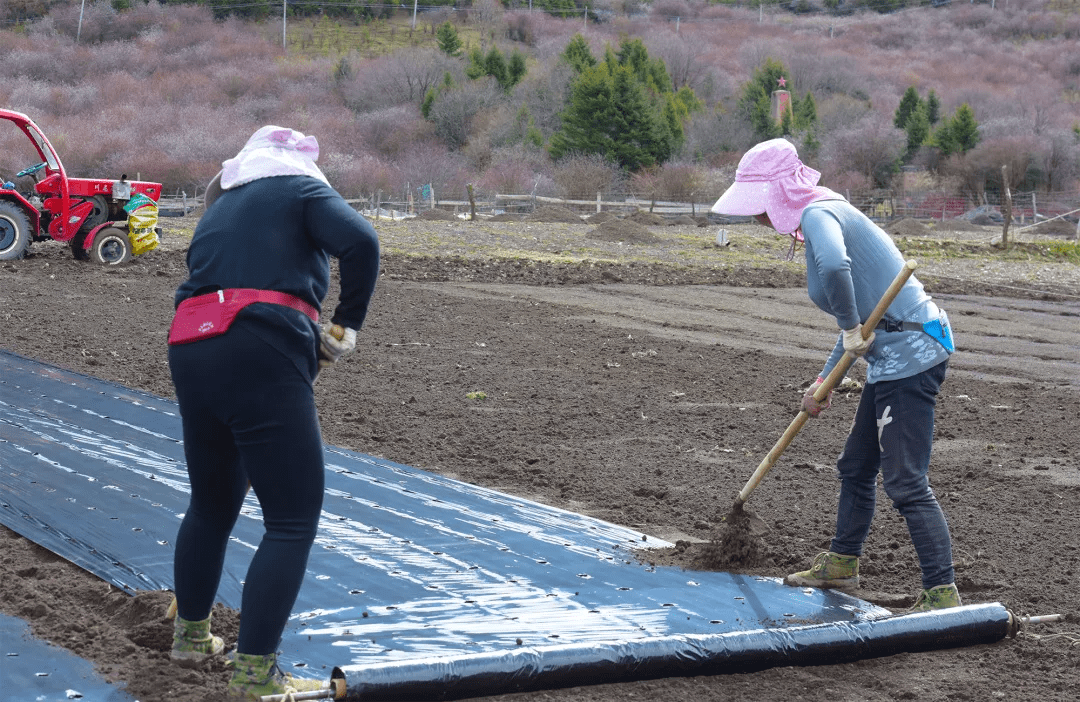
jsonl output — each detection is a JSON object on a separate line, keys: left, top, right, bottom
{"left": 784, "top": 551, "right": 860, "bottom": 590}
{"left": 226, "top": 651, "right": 330, "bottom": 701}
{"left": 911, "top": 583, "right": 962, "bottom": 612}
{"left": 170, "top": 613, "right": 225, "bottom": 666}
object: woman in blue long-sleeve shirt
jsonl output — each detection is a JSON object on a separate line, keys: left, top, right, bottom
{"left": 712, "top": 139, "right": 959, "bottom": 612}
{"left": 166, "top": 126, "right": 379, "bottom": 699}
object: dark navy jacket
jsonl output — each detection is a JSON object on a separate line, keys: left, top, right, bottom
{"left": 174, "top": 175, "right": 380, "bottom": 379}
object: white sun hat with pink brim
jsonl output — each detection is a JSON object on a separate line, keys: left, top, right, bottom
{"left": 711, "top": 138, "right": 844, "bottom": 239}
{"left": 205, "top": 125, "right": 330, "bottom": 208}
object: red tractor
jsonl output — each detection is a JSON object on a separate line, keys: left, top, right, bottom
{"left": 0, "top": 108, "right": 163, "bottom": 265}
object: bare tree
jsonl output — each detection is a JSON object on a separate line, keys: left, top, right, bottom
{"left": 339, "top": 48, "right": 463, "bottom": 113}
{"left": 819, "top": 114, "right": 905, "bottom": 190}
{"left": 429, "top": 79, "right": 505, "bottom": 151}
{"left": 1036, "top": 130, "right": 1080, "bottom": 194}
{"left": 552, "top": 152, "right": 624, "bottom": 199}
{"left": 646, "top": 30, "right": 709, "bottom": 92}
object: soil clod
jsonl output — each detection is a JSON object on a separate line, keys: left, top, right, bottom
{"left": 695, "top": 503, "right": 765, "bottom": 570}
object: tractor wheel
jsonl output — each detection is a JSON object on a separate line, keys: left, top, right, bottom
{"left": 81, "top": 195, "right": 110, "bottom": 231}
{"left": 0, "top": 200, "right": 32, "bottom": 260}
{"left": 70, "top": 230, "right": 90, "bottom": 261}
{"left": 89, "top": 226, "right": 132, "bottom": 265}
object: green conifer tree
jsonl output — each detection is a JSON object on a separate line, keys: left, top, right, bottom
{"left": 950, "top": 103, "right": 980, "bottom": 153}
{"left": 465, "top": 48, "right": 487, "bottom": 80}
{"left": 925, "top": 90, "right": 941, "bottom": 125}
{"left": 436, "top": 21, "right": 462, "bottom": 57}
{"left": 780, "top": 106, "right": 794, "bottom": 136}
{"left": 933, "top": 121, "right": 956, "bottom": 157}
{"left": 796, "top": 91, "right": 817, "bottom": 130}
{"left": 550, "top": 64, "right": 669, "bottom": 171}
{"left": 561, "top": 33, "right": 597, "bottom": 73}
{"left": 894, "top": 86, "right": 922, "bottom": 129}
{"left": 508, "top": 50, "right": 527, "bottom": 89}
{"left": 904, "top": 104, "right": 930, "bottom": 160}
{"left": 484, "top": 46, "right": 509, "bottom": 89}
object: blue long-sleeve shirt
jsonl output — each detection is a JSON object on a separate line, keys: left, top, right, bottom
{"left": 175, "top": 175, "right": 380, "bottom": 377}
{"left": 801, "top": 200, "right": 952, "bottom": 383}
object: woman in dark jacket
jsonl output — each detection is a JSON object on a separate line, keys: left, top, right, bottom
{"left": 166, "top": 126, "right": 379, "bottom": 700}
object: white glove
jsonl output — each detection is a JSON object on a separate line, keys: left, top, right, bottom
{"left": 801, "top": 377, "right": 832, "bottom": 417}
{"left": 318, "top": 324, "right": 357, "bottom": 368}
{"left": 841, "top": 324, "right": 875, "bottom": 357}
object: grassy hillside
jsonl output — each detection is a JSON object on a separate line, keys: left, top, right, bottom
{"left": 1, "top": 1, "right": 1078, "bottom": 206}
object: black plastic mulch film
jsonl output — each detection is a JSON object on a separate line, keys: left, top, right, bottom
{"left": 0, "top": 351, "right": 1010, "bottom": 701}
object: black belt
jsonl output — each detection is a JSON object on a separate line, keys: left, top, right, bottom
{"left": 876, "top": 319, "right": 924, "bottom": 333}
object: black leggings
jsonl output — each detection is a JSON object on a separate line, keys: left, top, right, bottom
{"left": 168, "top": 323, "right": 324, "bottom": 655}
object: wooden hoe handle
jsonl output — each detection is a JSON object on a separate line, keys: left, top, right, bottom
{"left": 734, "top": 260, "right": 918, "bottom": 506}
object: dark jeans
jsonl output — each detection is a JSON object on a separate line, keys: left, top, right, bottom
{"left": 168, "top": 322, "right": 324, "bottom": 655}
{"left": 830, "top": 361, "right": 954, "bottom": 590}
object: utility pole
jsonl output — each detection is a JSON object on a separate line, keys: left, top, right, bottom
{"left": 1000, "top": 165, "right": 1012, "bottom": 248}
{"left": 283, "top": 1, "right": 287, "bottom": 50}
{"left": 77, "top": 0, "right": 86, "bottom": 43}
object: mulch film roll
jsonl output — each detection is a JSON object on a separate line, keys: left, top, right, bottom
{"left": 333, "top": 603, "right": 1010, "bottom": 700}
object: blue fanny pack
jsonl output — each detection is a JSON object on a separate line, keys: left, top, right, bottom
{"left": 876, "top": 311, "right": 954, "bottom": 353}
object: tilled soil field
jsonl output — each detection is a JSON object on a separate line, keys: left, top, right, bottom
{"left": 2, "top": 214, "right": 1079, "bottom": 702}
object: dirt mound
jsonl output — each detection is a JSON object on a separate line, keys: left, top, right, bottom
{"left": 886, "top": 218, "right": 932, "bottom": 238}
{"left": 939, "top": 219, "right": 990, "bottom": 232}
{"left": 588, "top": 218, "right": 662, "bottom": 245}
{"left": 584, "top": 211, "right": 619, "bottom": 224}
{"left": 627, "top": 210, "right": 667, "bottom": 226}
{"left": 417, "top": 208, "right": 460, "bottom": 221}
{"left": 489, "top": 212, "right": 524, "bottom": 222}
{"left": 523, "top": 205, "right": 584, "bottom": 223}
{"left": 1032, "top": 218, "right": 1078, "bottom": 238}
{"left": 0, "top": 526, "right": 240, "bottom": 702}
{"left": 668, "top": 214, "right": 698, "bottom": 226}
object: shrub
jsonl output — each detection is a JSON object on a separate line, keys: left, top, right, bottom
{"left": 427, "top": 79, "right": 505, "bottom": 151}
{"left": 819, "top": 114, "right": 905, "bottom": 189}
{"left": 473, "top": 146, "right": 552, "bottom": 198}
{"left": 39, "top": 0, "right": 169, "bottom": 44}
{"left": 338, "top": 49, "right": 462, "bottom": 113}
{"left": 355, "top": 106, "right": 434, "bottom": 160}
{"left": 323, "top": 153, "right": 402, "bottom": 201}
{"left": 681, "top": 107, "right": 756, "bottom": 166}
{"left": 398, "top": 144, "right": 471, "bottom": 203}
{"left": 650, "top": 0, "right": 695, "bottom": 21}
{"left": 504, "top": 11, "right": 536, "bottom": 45}
{"left": 551, "top": 152, "right": 625, "bottom": 198}
{"left": 655, "top": 160, "right": 706, "bottom": 201}
{"left": 513, "top": 61, "right": 575, "bottom": 137}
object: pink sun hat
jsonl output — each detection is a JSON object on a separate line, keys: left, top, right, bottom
{"left": 220, "top": 125, "right": 329, "bottom": 189}
{"left": 206, "top": 126, "right": 330, "bottom": 208}
{"left": 711, "top": 138, "right": 843, "bottom": 238}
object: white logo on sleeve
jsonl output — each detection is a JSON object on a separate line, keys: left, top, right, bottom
{"left": 877, "top": 405, "right": 893, "bottom": 452}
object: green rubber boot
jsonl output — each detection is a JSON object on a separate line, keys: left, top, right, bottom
{"left": 170, "top": 613, "right": 225, "bottom": 666}
{"left": 226, "top": 651, "right": 330, "bottom": 701}
{"left": 911, "top": 583, "right": 962, "bottom": 612}
{"left": 784, "top": 551, "right": 860, "bottom": 590}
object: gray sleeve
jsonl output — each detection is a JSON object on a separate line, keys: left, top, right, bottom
{"left": 820, "top": 333, "right": 846, "bottom": 380}
{"left": 802, "top": 207, "right": 860, "bottom": 331}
